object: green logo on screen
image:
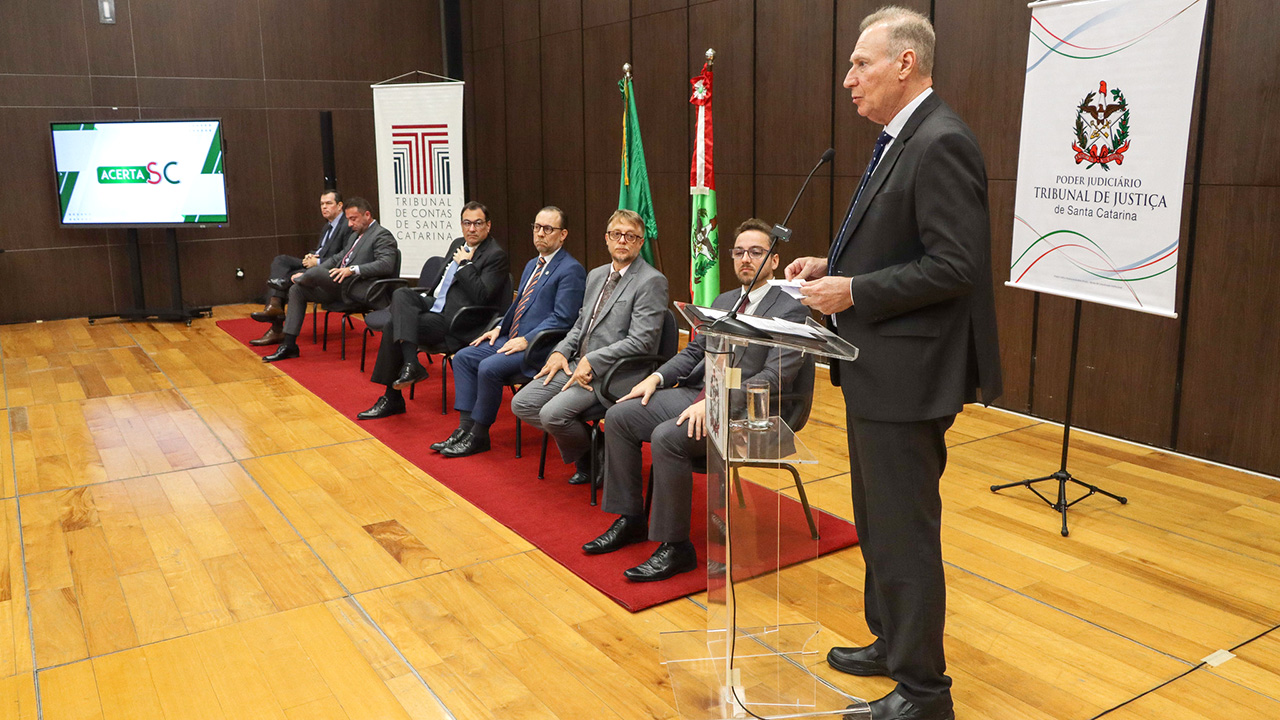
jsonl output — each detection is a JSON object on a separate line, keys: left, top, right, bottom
{"left": 97, "top": 162, "right": 180, "bottom": 184}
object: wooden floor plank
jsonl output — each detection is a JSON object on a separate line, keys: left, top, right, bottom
{"left": 39, "top": 660, "right": 106, "bottom": 720}
{"left": 1104, "top": 668, "right": 1280, "bottom": 720}
{"left": 3, "top": 347, "right": 172, "bottom": 407}
{"left": 0, "top": 673, "right": 37, "bottom": 720}
{"left": 0, "top": 499, "right": 32, "bottom": 678}
{"left": 1, "top": 411, "right": 14, "bottom": 498}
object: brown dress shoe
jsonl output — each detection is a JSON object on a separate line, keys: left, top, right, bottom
{"left": 250, "top": 306, "right": 287, "bottom": 322}
{"left": 249, "top": 326, "right": 284, "bottom": 346}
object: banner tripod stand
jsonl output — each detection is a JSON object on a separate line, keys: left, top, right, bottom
{"left": 990, "top": 299, "right": 1127, "bottom": 536}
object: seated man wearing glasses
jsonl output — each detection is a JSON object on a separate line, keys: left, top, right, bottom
{"left": 357, "top": 201, "right": 510, "bottom": 420}
{"left": 511, "top": 209, "right": 669, "bottom": 484}
{"left": 582, "top": 218, "right": 809, "bottom": 582}
{"left": 430, "top": 207, "right": 587, "bottom": 457}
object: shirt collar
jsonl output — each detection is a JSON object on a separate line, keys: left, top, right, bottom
{"left": 739, "top": 282, "right": 770, "bottom": 313}
{"left": 884, "top": 86, "right": 933, "bottom": 139}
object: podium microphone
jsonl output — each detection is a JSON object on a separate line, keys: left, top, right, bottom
{"left": 706, "top": 147, "right": 834, "bottom": 339}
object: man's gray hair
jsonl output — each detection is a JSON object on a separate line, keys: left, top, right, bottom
{"left": 860, "top": 6, "right": 935, "bottom": 77}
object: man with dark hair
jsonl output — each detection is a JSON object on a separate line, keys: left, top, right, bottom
{"left": 788, "top": 7, "right": 1002, "bottom": 719}
{"left": 582, "top": 219, "right": 808, "bottom": 581}
{"left": 249, "top": 190, "right": 351, "bottom": 346}
{"left": 432, "top": 206, "right": 586, "bottom": 456}
{"left": 263, "top": 196, "right": 399, "bottom": 362}
{"left": 357, "top": 201, "right": 510, "bottom": 419}
{"left": 511, "top": 209, "right": 668, "bottom": 484}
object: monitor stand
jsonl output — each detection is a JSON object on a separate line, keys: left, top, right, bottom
{"left": 89, "top": 228, "right": 212, "bottom": 326}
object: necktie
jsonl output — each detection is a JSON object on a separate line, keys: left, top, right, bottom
{"left": 316, "top": 224, "right": 333, "bottom": 255}
{"left": 430, "top": 259, "right": 461, "bottom": 313}
{"left": 340, "top": 233, "right": 363, "bottom": 267}
{"left": 510, "top": 257, "right": 547, "bottom": 337}
{"left": 828, "top": 130, "right": 892, "bottom": 271}
{"left": 579, "top": 270, "right": 621, "bottom": 356}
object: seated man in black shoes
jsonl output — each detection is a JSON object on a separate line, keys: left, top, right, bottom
{"left": 250, "top": 190, "right": 351, "bottom": 346}
{"left": 263, "top": 196, "right": 398, "bottom": 363}
{"left": 432, "top": 206, "right": 585, "bottom": 457}
{"left": 582, "top": 218, "right": 809, "bottom": 582}
{"left": 356, "top": 201, "right": 509, "bottom": 420}
{"left": 510, "top": 209, "right": 668, "bottom": 484}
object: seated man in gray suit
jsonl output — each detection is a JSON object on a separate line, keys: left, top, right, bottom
{"left": 583, "top": 218, "right": 809, "bottom": 582}
{"left": 511, "top": 209, "right": 669, "bottom": 485}
{"left": 263, "top": 196, "right": 399, "bottom": 362}
{"left": 249, "top": 189, "right": 352, "bottom": 346}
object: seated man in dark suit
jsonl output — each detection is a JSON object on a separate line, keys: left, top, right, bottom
{"left": 357, "top": 201, "right": 510, "bottom": 419}
{"left": 432, "top": 206, "right": 586, "bottom": 457}
{"left": 583, "top": 218, "right": 809, "bottom": 582}
{"left": 511, "top": 209, "right": 669, "bottom": 484}
{"left": 249, "top": 189, "right": 352, "bottom": 346}
{"left": 264, "top": 196, "right": 399, "bottom": 362}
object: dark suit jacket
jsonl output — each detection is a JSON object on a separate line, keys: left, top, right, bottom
{"left": 316, "top": 220, "right": 399, "bottom": 304}
{"left": 420, "top": 235, "right": 511, "bottom": 336}
{"left": 555, "top": 259, "right": 669, "bottom": 391}
{"left": 660, "top": 286, "right": 809, "bottom": 414}
{"left": 314, "top": 217, "right": 352, "bottom": 262}
{"left": 498, "top": 250, "right": 587, "bottom": 373}
{"left": 829, "top": 92, "right": 1002, "bottom": 422}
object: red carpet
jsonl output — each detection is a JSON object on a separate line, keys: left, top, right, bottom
{"left": 218, "top": 316, "right": 859, "bottom": 611}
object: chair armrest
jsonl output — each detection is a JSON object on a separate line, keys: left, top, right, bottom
{"left": 524, "top": 327, "right": 570, "bottom": 358}
{"left": 594, "top": 354, "right": 666, "bottom": 405}
{"left": 447, "top": 305, "right": 502, "bottom": 337}
{"left": 357, "top": 277, "right": 411, "bottom": 307}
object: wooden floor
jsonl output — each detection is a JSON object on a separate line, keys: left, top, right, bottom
{"left": 1, "top": 305, "right": 1278, "bottom": 719}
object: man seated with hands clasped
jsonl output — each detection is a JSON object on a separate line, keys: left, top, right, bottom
{"left": 583, "top": 218, "right": 809, "bottom": 582}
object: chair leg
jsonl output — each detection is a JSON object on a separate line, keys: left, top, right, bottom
{"left": 360, "top": 330, "right": 370, "bottom": 373}
{"left": 644, "top": 466, "right": 654, "bottom": 519}
{"left": 589, "top": 425, "right": 600, "bottom": 506}
{"left": 440, "top": 355, "right": 449, "bottom": 415}
{"left": 339, "top": 315, "right": 347, "bottom": 360}
{"left": 733, "top": 466, "right": 746, "bottom": 508}
{"left": 785, "top": 464, "right": 820, "bottom": 541}
{"left": 311, "top": 304, "right": 318, "bottom": 344}
{"left": 514, "top": 399, "right": 523, "bottom": 459}
{"left": 322, "top": 311, "right": 330, "bottom": 351}
{"left": 538, "top": 432, "right": 549, "bottom": 479}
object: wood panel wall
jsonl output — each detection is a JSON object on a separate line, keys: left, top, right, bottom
{"left": 458, "top": 0, "right": 1280, "bottom": 478}
{"left": 0, "top": 0, "right": 443, "bottom": 324}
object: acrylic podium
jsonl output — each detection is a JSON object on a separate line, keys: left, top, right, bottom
{"left": 660, "top": 302, "right": 867, "bottom": 720}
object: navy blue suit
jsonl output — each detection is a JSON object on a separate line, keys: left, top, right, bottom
{"left": 452, "top": 250, "right": 586, "bottom": 426}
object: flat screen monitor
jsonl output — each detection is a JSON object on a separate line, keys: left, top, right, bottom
{"left": 50, "top": 119, "right": 228, "bottom": 227}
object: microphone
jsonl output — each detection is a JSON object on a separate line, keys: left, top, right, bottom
{"left": 705, "top": 148, "right": 834, "bottom": 339}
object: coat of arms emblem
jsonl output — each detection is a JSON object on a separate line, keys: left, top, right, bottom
{"left": 1072, "top": 80, "right": 1130, "bottom": 170}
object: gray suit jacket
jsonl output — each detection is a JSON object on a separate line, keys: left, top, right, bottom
{"left": 829, "top": 92, "right": 1002, "bottom": 421}
{"left": 660, "top": 286, "right": 809, "bottom": 414}
{"left": 312, "top": 220, "right": 399, "bottom": 303}
{"left": 555, "top": 259, "right": 669, "bottom": 388}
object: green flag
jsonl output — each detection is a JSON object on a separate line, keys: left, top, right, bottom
{"left": 689, "top": 62, "right": 718, "bottom": 305}
{"left": 619, "top": 75, "right": 657, "bottom": 266}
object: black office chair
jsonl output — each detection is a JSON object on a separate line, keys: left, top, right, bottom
{"left": 319, "top": 249, "right": 403, "bottom": 360}
{"left": 581, "top": 309, "right": 681, "bottom": 506}
{"left": 645, "top": 353, "right": 821, "bottom": 540}
{"left": 359, "top": 256, "right": 445, "bottom": 372}
{"left": 411, "top": 274, "right": 514, "bottom": 414}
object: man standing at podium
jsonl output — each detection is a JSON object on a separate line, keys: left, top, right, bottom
{"left": 787, "top": 7, "right": 1002, "bottom": 720}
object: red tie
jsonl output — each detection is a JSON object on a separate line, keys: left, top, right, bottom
{"left": 340, "top": 234, "right": 363, "bottom": 267}
{"left": 510, "top": 257, "right": 546, "bottom": 337}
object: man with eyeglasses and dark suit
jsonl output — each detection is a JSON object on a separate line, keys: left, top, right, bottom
{"left": 581, "top": 218, "right": 809, "bottom": 581}
{"left": 431, "top": 206, "right": 586, "bottom": 457}
{"left": 510, "top": 209, "right": 669, "bottom": 484}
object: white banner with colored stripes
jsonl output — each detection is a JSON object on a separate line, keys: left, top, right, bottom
{"left": 372, "top": 81, "right": 466, "bottom": 276}
{"left": 1008, "top": 0, "right": 1207, "bottom": 317}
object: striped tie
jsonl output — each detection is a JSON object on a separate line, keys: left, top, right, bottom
{"left": 510, "top": 257, "right": 546, "bottom": 337}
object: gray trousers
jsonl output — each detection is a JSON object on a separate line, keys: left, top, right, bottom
{"left": 510, "top": 360, "right": 603, "bottom": 466}
{"left": 601, "top": 386, "right": 704, "bottom": 542}
{"left": 283, "top": 266, "right": 343, "bottom": 336}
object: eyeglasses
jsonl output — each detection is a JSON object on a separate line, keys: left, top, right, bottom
{"left": 461, "top": 219, "right": 489, "bottom": 229}
{"left": 730, "top": 247, "right": 770, "bottom": 260}
{"left": 531, "top": 223, "right": 564, "bottom": 235}
{"left": 605, "top": 230, "right": 644, "bottom": 244}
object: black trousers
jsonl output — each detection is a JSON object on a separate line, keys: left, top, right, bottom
{"left": 267, "top": 254, "right": 306, "bottom": 300}
{"left": 844, "top": 399, "right": 955, "bottom": 707}
{"left": 369, "top": 287, "right": 449, "bottom": 386}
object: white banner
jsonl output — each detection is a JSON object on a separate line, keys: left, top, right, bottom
{"left": 372, "top": 81, "right": 466, "bottom": 275}
{"left": 1008, "top": 0, "right": 1207, "bottom": 317}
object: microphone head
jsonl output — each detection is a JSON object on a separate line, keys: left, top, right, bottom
{"left": 820, "top": 148, "right": 836, "bottom": 164}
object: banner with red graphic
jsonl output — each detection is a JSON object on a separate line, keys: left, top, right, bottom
{"left": 689, "top": 62, "right": 719, "bottom": 306}
{"left": 1008, "top": 0, "right": 1207, "bottom": 318}
{"left": 373, "top": 81, "right": 466, "bottom": 275}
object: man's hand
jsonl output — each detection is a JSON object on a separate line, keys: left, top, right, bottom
{"left": 302, "top": 253, "right": 318, "bottom": 269}
{"left": 785, "top": 256, "right": 829, "bottom": 282}
{"left": 452, "top": 245, "right": 475, "bottom": 264}
{"left": 537, "top": 352, "right": 569, "bottom": 383}
{"left": 561, "top": 356, "right": 593, "bottom": 393}
{"left": 498, "top": 336, "right": 529, "bottom": 355}
{"left": 471, "top": 327, "right": 500, "bottom": 347}
{"left": 329, "top": 267, "right": 356, "bottom": 283}
{"left": 799, "top": 276, "right": 854, "bottom": 315}
{"left": 676, "top": 399, "right": 708, "bottom": 440}
{"left": 291, "top": 271, "right": 305, "bottom": 283}
{"left": 619, "top": 374, "right": 662, "bottom": 405}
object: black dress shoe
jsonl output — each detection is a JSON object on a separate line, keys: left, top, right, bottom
{"left": 431, "top": 428, "right": 467, "bottom": 452}
{"left": 266, "top": 277, "right": 290, "bottom": 291}
{"left": 262, "top": 344, "right": 299, "bottom": 363}
{"left": 866, "top": 690, "right": 954, "bottom": 720}
{"left": 582, "top": 516, "right": 648, "bottom": 555}
{"left": 827, "top": 643, "right": 890, "bottom": 677}
{"left": 392, "top": 363, "right": 429, "bottom": 390}
{"left": 441, "top": 432, "right": 490, "bottom": 457}
{"left": 356, "top": 395, "right": 406, "bottom": 420}
{"left": 567, "top": 469, "right": 591, "bottom": 485}
{"left": 624, "top": 541, "right": 698, "bottom": 582}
